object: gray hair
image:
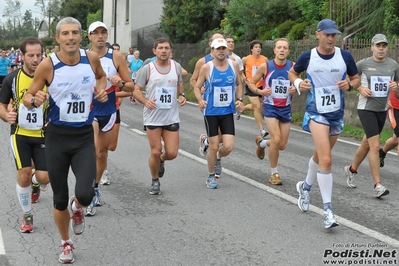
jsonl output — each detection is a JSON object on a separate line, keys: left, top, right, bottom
{"left": 56, "top": 17, "right": 82, "bottom": 35}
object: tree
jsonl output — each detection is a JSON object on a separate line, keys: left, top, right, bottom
{"left": 35, "top": 0, "right": 62, "bottom": 38}
{"left": 59, "top": 0, "right": 102, "bottom": 32}
{"left": 21, "top": 10, "right": 37, "bottom": 37}
{"left": 160, "top": 0, "right": 221, "bottom": 43}
{"left": 2, "top": 0, "right": 23, "bottom": 42}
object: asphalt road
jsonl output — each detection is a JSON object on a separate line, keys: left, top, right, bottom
{"left": 0, "top": 99, "right": 398, "bottom": 266}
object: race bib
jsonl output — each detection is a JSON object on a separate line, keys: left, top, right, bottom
{"left": 59, "top": 90, "right": 92, "bottom": 122}
{"left": 18, "top": 104, "right": 44, "bottom": 130}
{"left": 251, "top": 66, "right": 258, "bottom": 78}
{"left": 271, "top": 79, "right": 290, "bottom": 99}
{"left": 370, "top": 76, "right": 390, "bottom": 97}
{"left": 155, "top": 87, "right": 175, "bottom": 109}
{"left": 315, "top": 85, "right": 340, "bottom": 113}
{"left": 213, "top": 86, "right": 233, "bottom": 107}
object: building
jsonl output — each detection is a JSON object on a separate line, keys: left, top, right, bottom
{"left": 102, "top": 0, "right": 167, "bottom": 54}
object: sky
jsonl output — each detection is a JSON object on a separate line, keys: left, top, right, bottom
{"left": 0, "top": 1, "right": 44, "bottom": 21}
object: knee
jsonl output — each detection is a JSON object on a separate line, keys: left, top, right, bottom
{"left": 164, "top": 151, "right": 178, "bottom": 160}
{"left": 108, "top": 144, "right": 117, "bottom": 152}
{"left": 318, "top": 155, "right": 332, "bottom": 169}
{"left": 75, "top": 189, "right": 95, "bottom": 207}
{"left": 53, "top": 197, "right": 69, "bottom": 211}
{"left": 151, "top": 149, "right": 162, "bottom": 159}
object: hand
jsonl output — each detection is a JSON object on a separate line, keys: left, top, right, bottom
{"left": 94, "top": 87, "right": 108, "bottom": 102}
{"left": 178, "top": 95, "right": 186, "bottom": 106}
{"left": 7, "top": 107, "right": 17, "bottom": 124}
{"left": 389, "top": 81, "right": 398, "bottom": 90}
{"left": 235, "top": 100, "right": 243, "bottom": 112}
{"left": 299, "top": 79, "right": 312, "bottom": 92}
{"left": 200, "top": 85, "right": 205, "bottom": 95}
{"left": 198, "top": 100, "right": 207, "bottom": 110}
{"left": 289, "top": 85, "right": 296, "bottom": 95}
{"left": 358, "top": 86, "right": 372, "bottom": 98}
{"left": 34, "top": 91, "right": 49, "bottom": 106}
{"left": 107, "top": 76, "right": 123, "bottom": 87}
{"left": 144, "top": 98, "right": 157, "bottom": 109}
{"left": 336, "top": 80, "right": 349, "bottom": 91}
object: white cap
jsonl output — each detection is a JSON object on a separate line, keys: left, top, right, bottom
{"left": 88, "top": 21, "right": 108, "bottom": 33}
{"left": 211, "top": 38, "right": 227, "bottom": 49}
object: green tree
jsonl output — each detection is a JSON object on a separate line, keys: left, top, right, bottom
{"left": 59, "top": 0, "right": 102, "bottom": 31}
{"left": 21, "top": 10, "right": 37, "bottom": 37}
{"left": 2, "top": 0, "right": 22, "bottom": 42}
{"left": 160, "top": 0, "right": 221, "bottom": 43}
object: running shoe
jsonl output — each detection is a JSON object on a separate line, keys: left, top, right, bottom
{"left": 374, "top": 183, "right": 389, "bottom": 198}
{"left": 379, "top": 148, "right": 386, "bottom": 168}
{"left": 69, "top": 196, "right": 85, "bottom": 235}
{"left": 199, "top": 134, "right": 209, "bottom": 157}
{"left": 214, "top": 158, "right": 222, "bottom": 178}
{"left": 344, "top": 165, "right": 357, "bottom": 188}
{"left": 158, "top": 161, "right": 165, "bottom": 178}
{"left": 83, "top": 200, "right": 96, "bottom": 217}
{"left": 59, "top": 242, "right": 75, "bottom": 264}
{"left": 296, "top": 181, "right": 310, "bottom": 212}
{"left": 40, "top": 183, "right": 49, "bottom": 192}
{"left": 20, "top": 213, "right": 34, "bottom": 233}
{"left": 150, "top": 179, "right": 161, "bottom": 195}
{"left": 324, "top": 209, "right": 339, "bottom": 229}
{"left": 206, "top": 175, "right": 218, "bottom": 189}
{"left": 255, "top": 135, "right": 265, "bottom": 160}
{"left": 260, "top": 129, "right": 269, "bottom": 139}
{"left": 100, "top": 170, "right": 110, "bottom": 185}
{"left": 269, "top": 172, "right": 282, "bottom": 185}
{"left": 31, "top": 183, "right": 41, "bottom": 203}
{"left": 93, "top": 187, "right": 102, "bottom": 206}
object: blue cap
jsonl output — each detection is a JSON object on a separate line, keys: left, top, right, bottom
{"left": 317, "top": 19, "right": 341, "bottom": 34}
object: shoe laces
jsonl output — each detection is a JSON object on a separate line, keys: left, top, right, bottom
{"left": 60, "top": 243, "right": 75, "bottom": 254}
{"left": 23, "top": 214, "right": 33, "bottom": 226}
{"left": 71, "top": 209, "right": 83, "bottom": 225}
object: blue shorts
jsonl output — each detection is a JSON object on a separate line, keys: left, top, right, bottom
{"left": 302, "top": 112, "right": 343, "bottom": 136}
{"left": 94, "top": 112, "right": 116, "bottom": 132}
{"left": 263, "top": 105, "right": 292, "bottom": 123}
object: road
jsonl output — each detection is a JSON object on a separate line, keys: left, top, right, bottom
{"left": 0, "top": 100, "right": 398, "bottom": 265}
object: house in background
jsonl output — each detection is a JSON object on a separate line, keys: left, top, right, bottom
{"left": 102, "top": 0, "right": 167, "bottom": 54}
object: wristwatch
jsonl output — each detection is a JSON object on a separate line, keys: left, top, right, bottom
{"left": 30, "top": 96, "right": 37, "bottom": 108}
{"left": 120, "top": 80, "right": 126, "bottom": 89}
{"left": 348, "top": 82, "right": 354, "bottom": 91}
{"left": 179, "top": 92, "right": 186, "bottom": 98}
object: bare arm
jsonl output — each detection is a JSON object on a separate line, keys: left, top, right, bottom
{"left": 23, "top": 58, "right": 52, "bottom": 108}
{"left": 112, "top": 52, "right": 134, "bottom": 92}
{"left": 244, "top": 63, "right": 268, "bottom": 96}
{"left": 194, "top": 64, "right": 209, "bottom": 110}
{"left": 87, "top": 51, "right": 108, "bottom": 102}
{"left": 190, "top": 57, "right": 205, "bottom": 88}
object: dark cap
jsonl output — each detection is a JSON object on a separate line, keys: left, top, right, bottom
{"left": 317, "top": 19, "right": 341, "bottom": 34}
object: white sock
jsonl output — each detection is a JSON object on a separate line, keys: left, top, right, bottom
{"left": 271, "top": 167, "right": 278, "bottom": 175}
{"left": 204, "top": 138, "right": 208, "bottom": 146}
{"left": 317, "top": 171, "right": 333, "bottom": 204}
{"left": 259, "top": 140, "right": 267, "bottom": 148}
{"left": 71, "top": 200, "right": 79, "bottom": 212}
{"left": 31, "top": 173, "right": 39, "bottom": 184}
{"left": 61, "top": 239, "right": 73, "bottom": 245}
{"left": 216, "top": 151, "right": 221, "bottom": 159}
{"left": 305, "top": 156, "right": 318, "bottom": 186}
{"left": 16, "top": 184, "right": 32, "bottom": 213}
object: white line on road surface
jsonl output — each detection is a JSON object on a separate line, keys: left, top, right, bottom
{"left": 0, "top": 229, "right": 5, "bottom": 255}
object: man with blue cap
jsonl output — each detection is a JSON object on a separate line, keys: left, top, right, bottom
{"left": 288, "top": 19, "right": 360, "bottom": 229}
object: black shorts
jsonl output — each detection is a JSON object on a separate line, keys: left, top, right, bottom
{"left": 11, "top": 134, "right": 47, "bottom": 171}
{"left": 94, "top": 112, "right": 117, "bottom": 132}
{"left": 245, "top": 84, "right": 262, "bottom": 98}
{"left": 115, "top": 110, "right": 121, "bottom": 124}
{"left": 204, "top": 114, "right": 235, "bottom": 137}
{"left": 358, "top": 109, "right": 387, "bottom": 139}
{"left": 146, "top": 123, "right": 180, "bottom": 132}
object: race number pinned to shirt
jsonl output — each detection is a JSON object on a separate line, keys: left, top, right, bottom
{"left": 315, "top": 85, "right": 340, "bottom": 113}
{"left": 252, "top": 66, "right": 258, "bottom": 78}
{"left": 213, "top": 86, "right": 232, "bottom": 107}
{"left": 370, "top": 76, "right": 390, "bottom": 97}
{"left": 59, "top": 90, "right": 92, "bottom": 122}
{"left": 271, "top": 79, "right": 290, "bottom": 99}
{"left": 18, "top": 104, "right": 44, "bottom": 130}
{"left": 155, "top": 87, "right": 175, "bottom": 109}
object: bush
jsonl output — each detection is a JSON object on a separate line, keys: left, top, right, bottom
{"left": 287, "top": 22, "right": 309, "bottom": 40}
{"left": 277, "top": 20, "right": 296, "bottom": 38}
{"left": 187, "top": 56, "right": 201, "bottom": 74}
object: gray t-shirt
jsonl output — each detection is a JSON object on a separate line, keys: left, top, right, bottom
{"left": 357, "top": 56, "right": 399, "bottom": 111}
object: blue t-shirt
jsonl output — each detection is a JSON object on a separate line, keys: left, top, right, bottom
{"left": 0, "top": 57, "right": 11, "bottom": 76}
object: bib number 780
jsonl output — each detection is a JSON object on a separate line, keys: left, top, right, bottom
{"left": 67, "top": 101, "right": 85, "bottom": 114}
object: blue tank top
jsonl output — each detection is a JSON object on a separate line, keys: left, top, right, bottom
{"left": 263, "top": 60, "right": 293, "bottom": 107}
{"left": 47, "top": 49, "right": 95, "bottom": 127}
{"left": 93, "top": 48, "right": 117, "bottom": 116}
{"left": 203, "top": 60, "right": 236, "bottom": 116}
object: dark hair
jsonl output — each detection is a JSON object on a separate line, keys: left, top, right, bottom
{"left": 249, "top": 40, "right": 262, "bottom": 51}
{"left": 112, "top": 43, "right": 120, "bottom": 48}
{"left": 153, "top": 37, "right": 172, "bottom": 49}
{"left": 20, "top": 37, "right": 43, "bottom": 54}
